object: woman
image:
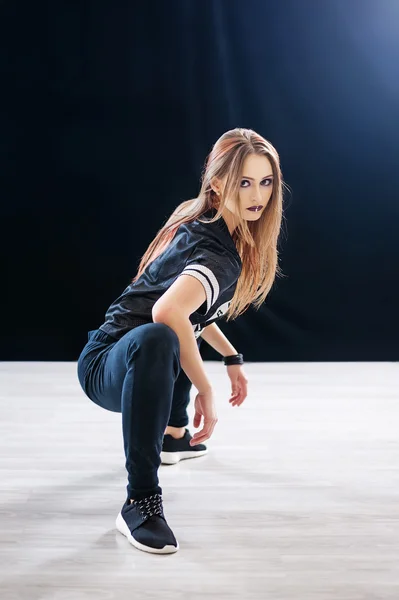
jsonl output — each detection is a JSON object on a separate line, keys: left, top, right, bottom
{"left": 77, "top": 127, "right": 285, "bottom": 554}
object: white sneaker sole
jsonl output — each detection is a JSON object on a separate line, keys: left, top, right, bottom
{"left": 115, "top": 512, "right": 179, "bottom": 554}
{"left": 160, "top": 449, "right": 208, "bottom": 465}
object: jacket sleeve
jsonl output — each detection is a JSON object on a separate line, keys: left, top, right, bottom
{"left": 177, "top": 244, "right": 235, "bottom": 315}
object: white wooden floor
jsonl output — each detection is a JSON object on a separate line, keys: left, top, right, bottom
{"left": 0, "top": 361, "right": 398, "bottom": 600}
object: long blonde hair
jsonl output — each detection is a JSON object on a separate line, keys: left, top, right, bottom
{"left": 132, "top": 127, "right": 287, "bottom": 321}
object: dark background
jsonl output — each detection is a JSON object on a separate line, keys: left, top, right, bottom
{"left": 1, "top": 0, "right": 398, "bottom": 361}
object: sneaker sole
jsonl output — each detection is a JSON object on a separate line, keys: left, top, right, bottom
{"left": 115, "top": 512, "right": 179, "bottom": 554}
{"left": 160, "top": 449, "right": 208, "bottom": 465}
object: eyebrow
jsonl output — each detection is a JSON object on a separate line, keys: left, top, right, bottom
{"left": 242, "top": 174, "right": 273, "bottom": 180}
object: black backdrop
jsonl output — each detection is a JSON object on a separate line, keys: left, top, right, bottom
{"left": 2, "top": 0, "right": 398, "bottom": 361}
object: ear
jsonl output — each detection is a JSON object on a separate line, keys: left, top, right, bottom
{"left": 210, "top": 176, "right": 222, "bottom": 195}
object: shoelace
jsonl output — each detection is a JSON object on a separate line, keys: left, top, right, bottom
{"left": 134, "top": 493, "right": 164, "bottom": 520}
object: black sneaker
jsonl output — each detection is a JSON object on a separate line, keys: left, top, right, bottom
{"left": 115, "top": 494, "right": 179, "bottom": 554}
{"left": 160, "top": 428, "right": 208, "bottom": 465}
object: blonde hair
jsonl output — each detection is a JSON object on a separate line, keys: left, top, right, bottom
{"left": 132, "top": 127, "right": 287, "bottom": 321}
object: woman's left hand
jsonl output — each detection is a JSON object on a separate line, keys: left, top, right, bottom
{"left": 226, "top": 364, "right": 248, "bottom": 406}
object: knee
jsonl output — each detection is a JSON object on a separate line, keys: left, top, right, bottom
{"left": 149, "top": 323, "right": 180, "bottom": 350}
{"left": 128, "top": 322, "right": 180, "bottom": 354}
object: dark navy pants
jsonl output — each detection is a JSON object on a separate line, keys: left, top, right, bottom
{"left": 76, "top": 324, "right": 202, "bottom": 500}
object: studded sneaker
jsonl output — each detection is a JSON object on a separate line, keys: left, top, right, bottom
{"left": 115, "top": 493, "right": 179, "bottom": 554}
{"left": 160, "top": 428, "right": 208, "bottom": 465}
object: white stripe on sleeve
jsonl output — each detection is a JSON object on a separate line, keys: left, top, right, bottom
{"left": 179, "top": 264, "right": 220, "bottom": 313}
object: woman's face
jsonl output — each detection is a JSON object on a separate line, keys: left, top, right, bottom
{"left": 213, "top": 154, "right": 274, "bottom": 233}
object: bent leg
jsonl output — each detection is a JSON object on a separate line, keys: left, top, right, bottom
{"left": 80, "top": 323, "right": 181, "bottom": 500}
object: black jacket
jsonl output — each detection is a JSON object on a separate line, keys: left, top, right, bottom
{"left": 99, "top": 207, "right": 242, "bottom": 340}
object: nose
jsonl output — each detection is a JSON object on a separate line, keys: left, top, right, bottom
{"left": 253, "top": 186, "right": 263, "bottom": 205}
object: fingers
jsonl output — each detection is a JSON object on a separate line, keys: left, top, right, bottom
{"left": 229, "top": 387, "right": 247, "bottom": 406}
{"left": 193, "top": 411, "right": 201, "bottom": 428}
{"left": 190, "top": 419, "right": 217, "bottom": 446}
{"left": 229, "top": 374, "right": 248, "bottom": 407}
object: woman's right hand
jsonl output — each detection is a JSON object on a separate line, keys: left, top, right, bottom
{"left": 190, "top": 387, "right": 218, "bottom": 446}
